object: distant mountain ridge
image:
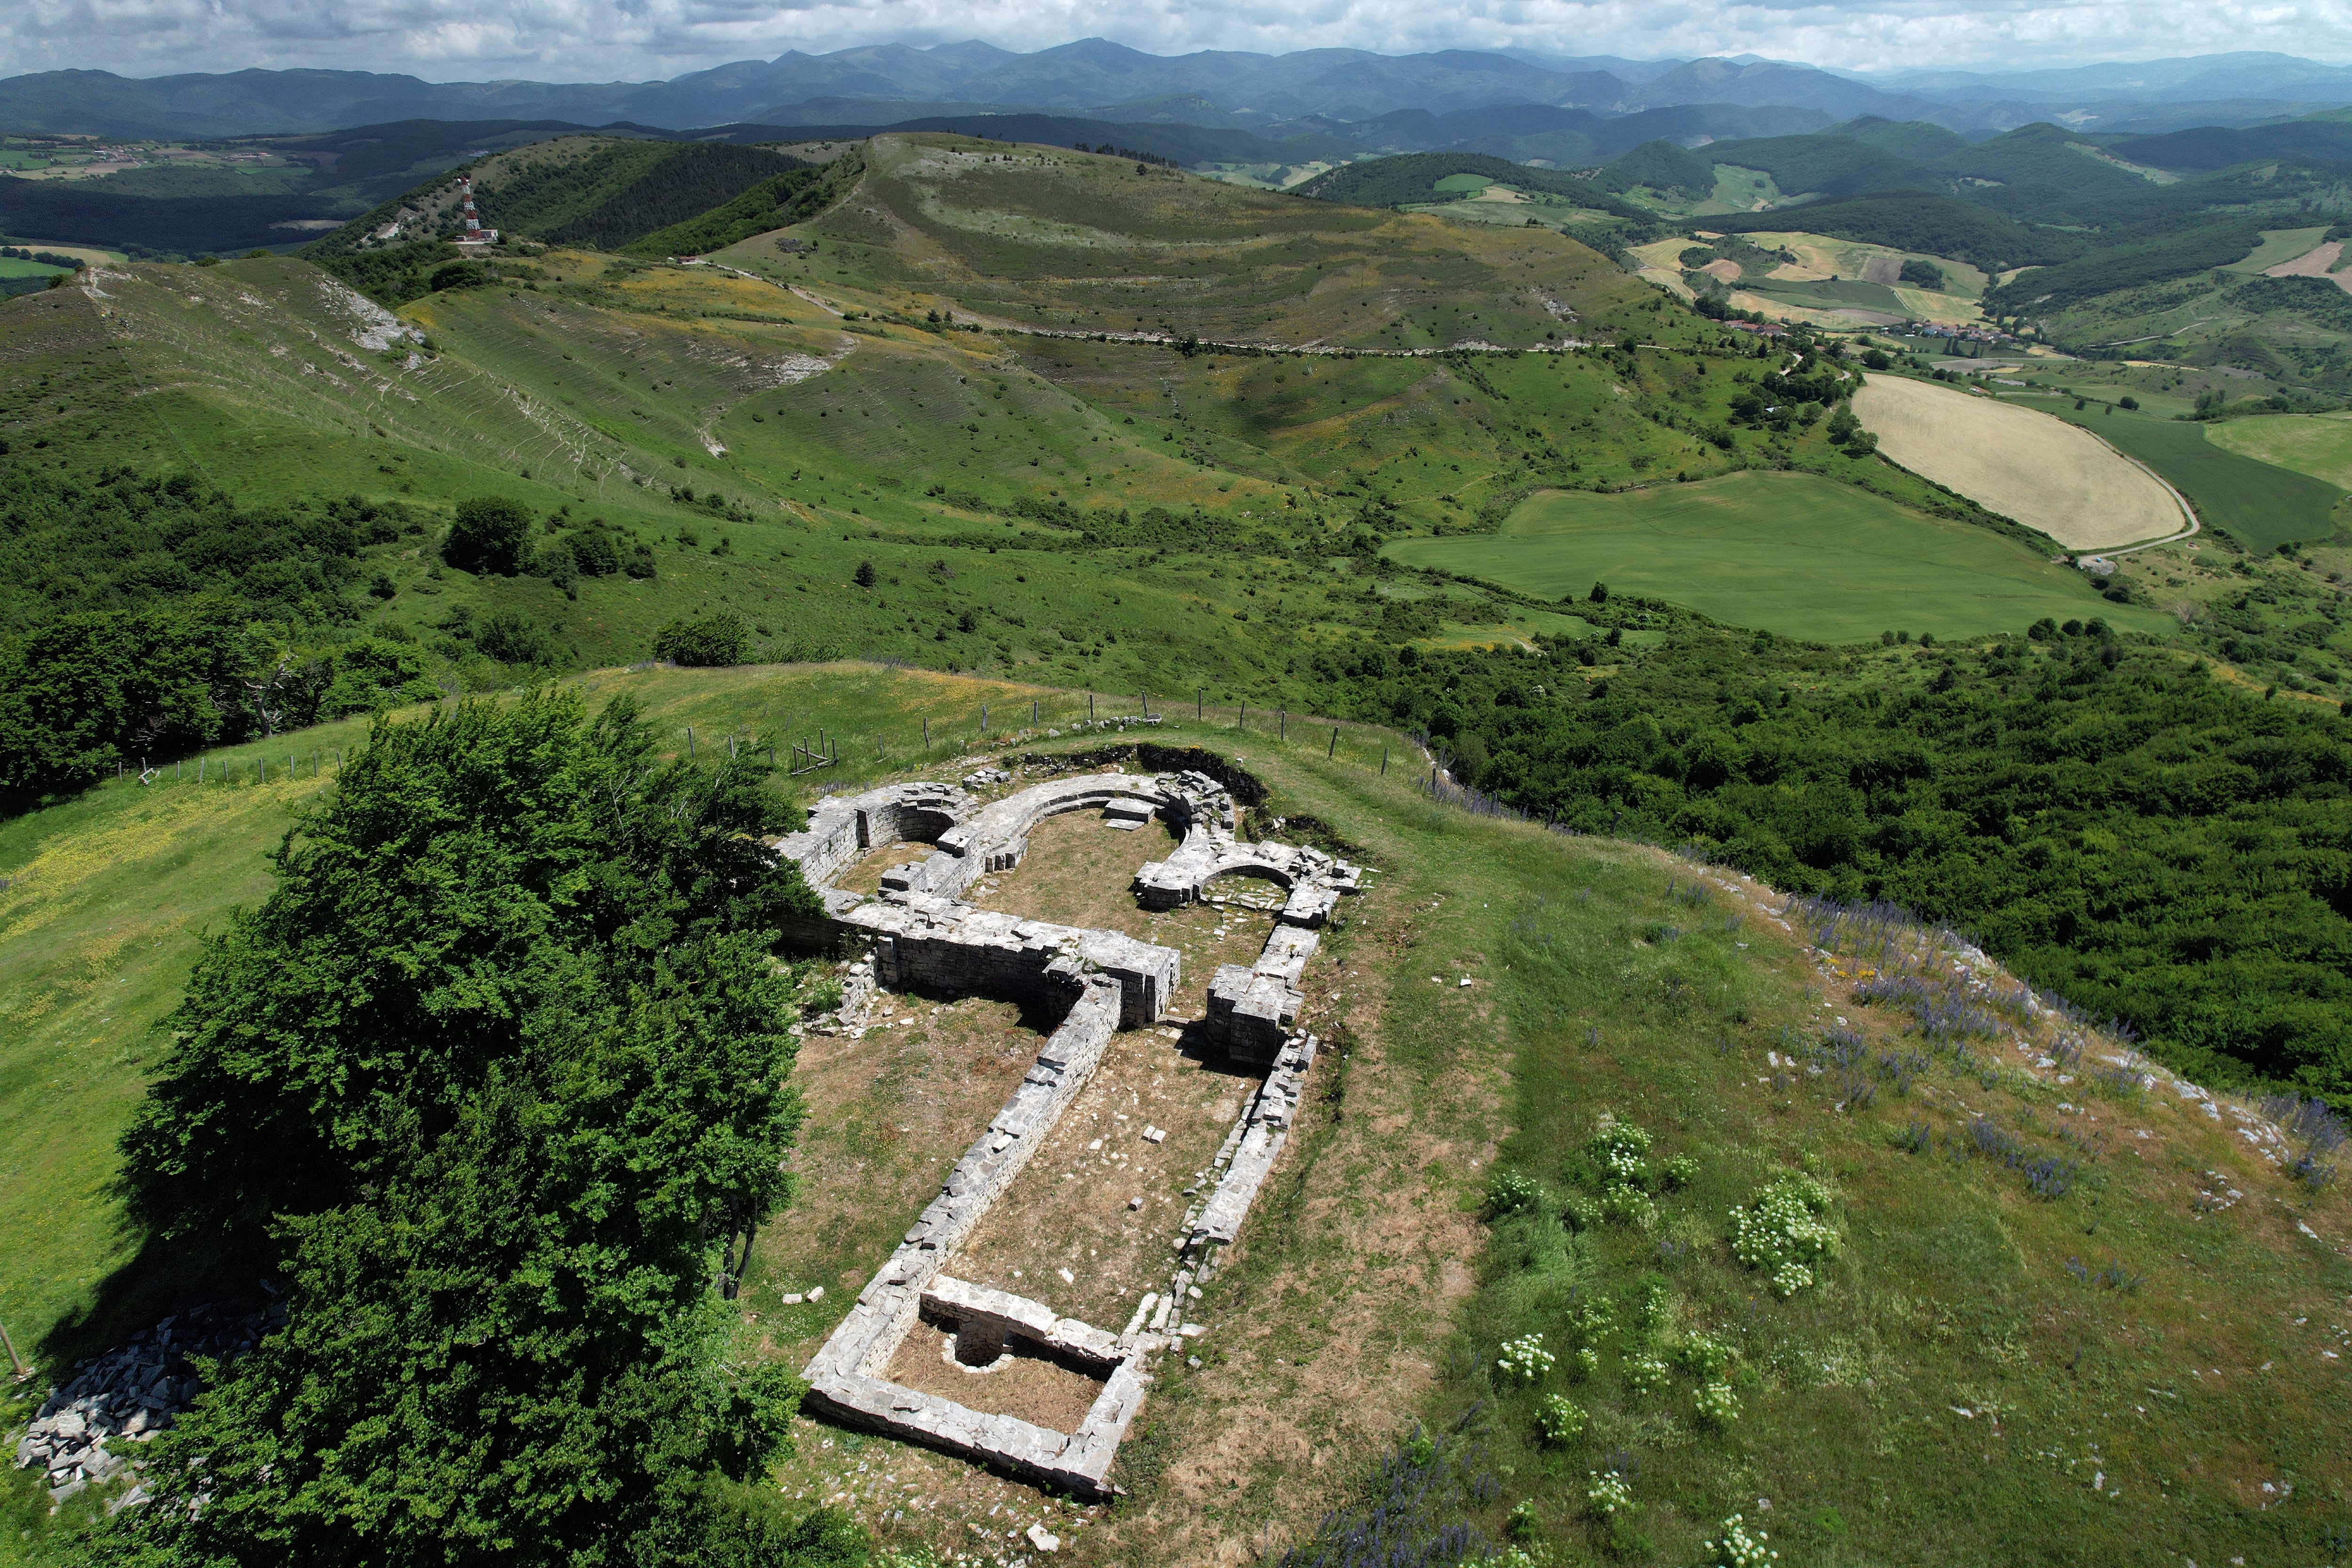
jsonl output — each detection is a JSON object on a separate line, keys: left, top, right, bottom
{"left": 8, "top": 42, "right": 2352, "bottom": 143}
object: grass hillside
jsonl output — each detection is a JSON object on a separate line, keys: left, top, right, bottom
{"left": 768, "top": 135, "right": 1655, "bottom": 350}
{"left": 2, "top": 664, "right": 2347, "bottom": 1568}
{"left": 5, "top": 138, "right": 2010, "bottom": 701}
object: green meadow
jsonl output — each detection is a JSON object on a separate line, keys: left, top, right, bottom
{"left": 2204, "top": 411, "right": 2352, "bottom": 493}
{"left": 1383, "top": 471, "right": 2150, "bottom": 641}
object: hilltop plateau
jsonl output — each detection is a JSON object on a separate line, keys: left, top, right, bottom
{"left": 0, "top": 664, "right": 2345, "bottom": 1567}
{"left": 0, "top": 110, "right": 2350, "bottom": 1568}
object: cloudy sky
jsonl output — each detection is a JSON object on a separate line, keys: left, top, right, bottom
{"left": 6, "top": 0, "right": 2350, "bottom": 83}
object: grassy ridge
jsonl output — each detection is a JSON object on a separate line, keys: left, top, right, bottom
{"left": 8, "top": 144, "right": 1983, "bottom": 709}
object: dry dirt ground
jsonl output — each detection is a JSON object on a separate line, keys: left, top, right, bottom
{"left": 951, "top": 1020, "right": 1249, "bottom": 1331}
{"left": 746, "top": 775, "right": 1514, "bottom": 1567}
{"left": 1851, "top": 374, "right": 2189, "bottom": 549}
{"left": 2265, "top": 239, "right": 2352, "bottom": 293}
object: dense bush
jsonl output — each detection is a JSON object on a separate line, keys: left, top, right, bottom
{"left": 655, "top": 611, "right": 750, "bottom": 667}
{"left": 442, "top": 494, "right": 533, "bottom": 575}
{"left": 0, "top": 464, "right": 446, "bottom": 799}
{"left": 475, "top": 608, "right": 559, "bottom": 666}
{"left": 0, "top": 462, "right": 382, "bottom": 629}
{"left": 565, "top": 528, "right": 621, "bottom": 576}
{"left": 1317, "top": 630, "right": 2352, "bottom": 1096}
{"left": 108, "top": 691, "right": 835, "bottom": 1563}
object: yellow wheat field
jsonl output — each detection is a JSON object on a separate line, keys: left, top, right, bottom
{"left": 1852, "top": 376, "right": 2188, "bottom": 550}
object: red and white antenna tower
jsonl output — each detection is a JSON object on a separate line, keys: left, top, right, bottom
{"left": 455, "top": 176, "right": 499, "bottom": 245}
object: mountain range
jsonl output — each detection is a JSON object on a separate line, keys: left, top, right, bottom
{"left": 7, "top": 41, "right": 2352, "bottom": 143}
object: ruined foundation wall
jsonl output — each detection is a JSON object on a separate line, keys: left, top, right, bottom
{"left": 781, "top": 768, "right": 1362, "bottom": 1496}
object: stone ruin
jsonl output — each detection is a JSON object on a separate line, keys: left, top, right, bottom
{"left": 773, "top": 764, "right": 1362, "bottom": 1496}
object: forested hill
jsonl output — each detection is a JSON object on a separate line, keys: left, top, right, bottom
{"left": 1311, "top": 621, "right": 2352, "bottom": 1099}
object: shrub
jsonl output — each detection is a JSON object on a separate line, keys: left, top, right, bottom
{"left": 1496, "top": 1333, "right": 1555, "bottom": 1383}
{"left": 1572, "top": 1346, "right": 1600, "bottom": 1380}
{"left": 1705, "top": 1515, "right": 1777, "bottom": 1568}
{"left": 1630, "top": 1276, "right": 1672, "bottom": 1336}
{"left": 1586, "top": 1470, "right": 1632, "bottom": 1518}
{"left": 1661, "top": 1154, "right": 1699, "bottom": 1190}
{"left": 1623, "top": 1354, "right": 1669, "bottom": 1397}
{"left": 1728, "top": 1172, "right": 1838, "bottom": 1296}
{"left": 475, "top": 610, "right": 556, "bottom": 665}
{"left": 1675, "top": 1332, "right": 1732, "bottom": 1378}
{"left": 1535, "top": 1394, "right": 1587, "bottom": 1445}
{"left": 1694, "top": 1381, "right": 1740, "bottom": 1429}
{"left": 566, "top": 529, "right": 621, "bottom": 576}
{"left": 1599, "top": 1186, "right": 1657, "bottom": 1230}
{"left": 653, "top": 612, "right": 750, "bottom": 667}
{"left": 1483, "top": 1168, "right": 1542, "bottom": 1218}
{"left": 442, "top": 495, "right": 532, "bottom": 575}
{"left": 1588, "top": 1121, "right": 1652, "bottom": 1189}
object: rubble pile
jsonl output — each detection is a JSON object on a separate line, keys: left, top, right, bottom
{"left": 13, "top": 1300, "right": 282, "bottom": 1507}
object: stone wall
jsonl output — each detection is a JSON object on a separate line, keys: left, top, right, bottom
{"left": 801, "top": 976, "right": 1145, "bottom": 1494}
{"left": 770, "top": 782, "right": 975, "bottom": 891}
{"left": 777, "top": 766, "right": 1352, "bottom": 1496}
{"left": 851, "top": 896, "right": 1181, "bottom": 1030}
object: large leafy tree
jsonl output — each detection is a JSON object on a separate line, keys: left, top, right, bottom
{"left": 108, "top": 690, "right": 853, "bottom": 1566}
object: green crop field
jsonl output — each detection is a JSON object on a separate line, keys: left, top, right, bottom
{"left": 2221, "top": 224, "right": 2330, "bottom": 272}
{"left": 1741, "top": 276, "right": 1906, "bottom": 313}
{"left": 2018, "top": 401, "right": 2346, "bottom": 552}
{"left": 1382, "top": 471, "right": 2148, "bottom": 640}
{"left": 2204, "top": 410, "right": 2352, "bottom": 491}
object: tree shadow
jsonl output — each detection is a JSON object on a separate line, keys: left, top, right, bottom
{"left": 33, "top": 1218, "right": 268, "bottom": 1377}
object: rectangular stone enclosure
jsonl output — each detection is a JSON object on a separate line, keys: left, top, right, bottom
{"left": 773, "top": 767, "right": 1360, "bottom": 1494}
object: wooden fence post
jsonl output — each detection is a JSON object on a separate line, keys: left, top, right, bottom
{"left": 1329, "top": 726, "right": 1338, "bottom": 758}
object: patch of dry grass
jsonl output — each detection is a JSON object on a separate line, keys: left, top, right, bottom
{"left": 1854, "top": 374, "right": 2187, "bottom": 549}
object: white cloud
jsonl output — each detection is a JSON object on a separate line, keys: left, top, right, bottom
{"left": 3, "top": 0, "right": 2348, "bottom": 85}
